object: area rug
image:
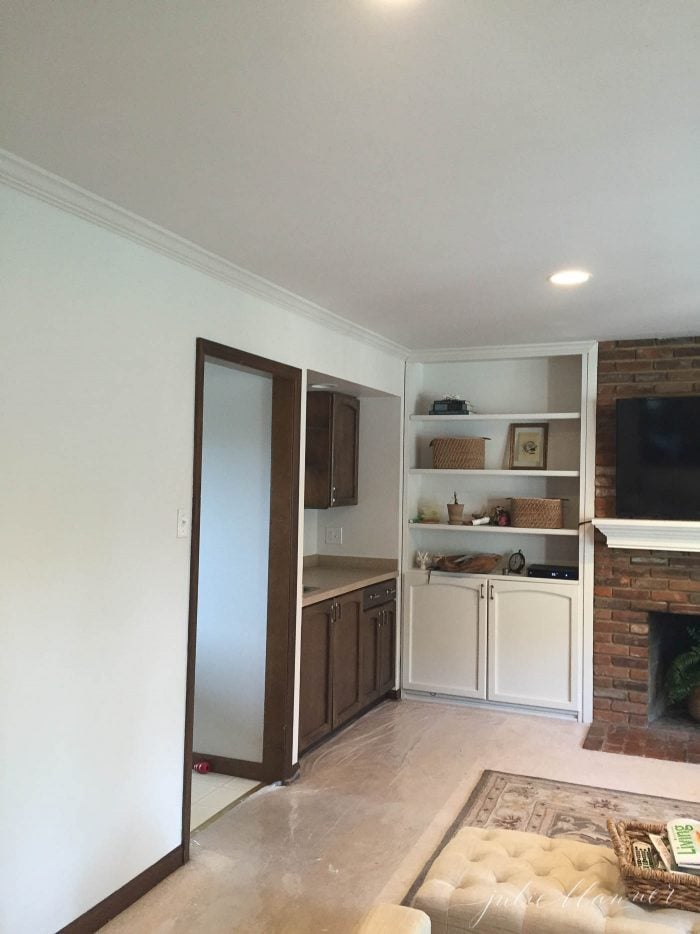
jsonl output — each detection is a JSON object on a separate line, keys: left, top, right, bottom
{"left": 404, "top": 769, "right": 699, "bottom": 904}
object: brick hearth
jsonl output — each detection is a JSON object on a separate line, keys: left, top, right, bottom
{"left": 588, "top": 337, "right": 700, "bottom": 761}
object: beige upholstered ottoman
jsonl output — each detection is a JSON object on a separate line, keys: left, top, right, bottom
{"left": 358, "top": 904, "right": 431, "bottom": 934}
{"left": 412, "top": 826, "right": 700, "bottom": 933}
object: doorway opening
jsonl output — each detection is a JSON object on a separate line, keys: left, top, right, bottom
{"left": 182, "top": 339, "right": 301, "bottom": 852}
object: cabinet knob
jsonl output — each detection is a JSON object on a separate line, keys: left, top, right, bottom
{"left": 368, "top": 593, "right": 376, "bottom": 600}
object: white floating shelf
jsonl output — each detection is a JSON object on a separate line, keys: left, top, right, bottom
{"left": 592, "top": 518, "right": 700, "bottom": 553}
{"left": 408, "top": 523, "right": 579, "bottom": 537}
{"left": 409, "top": 468, "right": 579, "bottom": 477}
{"left": 409, "top": 412, "right": 580, "bottom": 422}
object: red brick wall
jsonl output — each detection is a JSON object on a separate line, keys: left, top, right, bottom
{"left": 593, "top": 337, "right": 700, "bottom": 726}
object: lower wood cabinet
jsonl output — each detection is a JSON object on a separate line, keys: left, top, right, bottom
{"left": 359, "top": 598, "right": 396, "bottom": 708}
{"left": 300, "top": 582, "right": 396, "bottom": 755}
{"left": 403, "top": 571, "right": 579, "bottom": 713}
{"left": 331, "top": 589, "right": 362, "bottom": 729}
{"left": 298, "top": 598, "right": 333, "bottom": 752}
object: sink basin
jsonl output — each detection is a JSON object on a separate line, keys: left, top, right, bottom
{"left": 303, "top": 585, "right": 321, "bottom": 594}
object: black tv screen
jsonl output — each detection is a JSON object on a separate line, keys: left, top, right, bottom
{"left": 616, "top": 396, "right": 700, "bottom": 520}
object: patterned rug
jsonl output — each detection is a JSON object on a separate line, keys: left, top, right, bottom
{"left": 404, "top": 769, "right": 699, "bottom": 904}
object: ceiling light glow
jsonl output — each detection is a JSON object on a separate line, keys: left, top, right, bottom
{"left": 548, "top": 269, "right": 592, "bottom": 286}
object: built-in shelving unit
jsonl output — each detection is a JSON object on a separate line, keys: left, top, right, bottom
{"left": 407, "top": 522, "right": 579, "bottom": 536}
{"left": 401, "top": 342, "right": 598, "bottom": 723}
{"left": 409, "top": 412, "right": 581, "bottom": 422}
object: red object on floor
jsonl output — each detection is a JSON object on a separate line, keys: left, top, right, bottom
{"left": 193, "top": 761, "right": 211, "bottom": 773}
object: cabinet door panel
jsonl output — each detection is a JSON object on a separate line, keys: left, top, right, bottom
{"left": 488, "top": 580, "right": 578, "bottom": 709}
{"left": 359, "top": 608, "right": 380, "bottom": 707}
{"left": 299, "top": 601, "right": 333, "bottom": 751}
{"left": 331, "top": 394, "right": 359, "bottom": 506}
{"left": 378, "top": 603, "right": 396, "bottom": 695}
{"left": 404, "top": 573, "right": 486, "bottom": 698}
{"left": 332, "top": 591, "right": 362, "bottom": 728}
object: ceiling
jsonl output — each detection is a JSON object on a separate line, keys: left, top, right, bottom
{"left": 2, "top": 1, "right": 699, "bottom": 350}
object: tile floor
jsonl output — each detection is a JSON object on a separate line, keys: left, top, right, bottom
{"left": 102, "top": 699, "right": 700, "bottom": 934}
{"left": 190, "top": 772, "right": 259, "bottom": 831}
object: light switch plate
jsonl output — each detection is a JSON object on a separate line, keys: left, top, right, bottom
{"left": 325, "top": 526, "right": 342, "bottom": 545}
{"left": 177, "top": 508, "right": 189, "bottom": 538}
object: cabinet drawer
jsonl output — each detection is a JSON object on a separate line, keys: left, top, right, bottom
{"left": 363, "top": 579, "right": 397, "bottom": 611}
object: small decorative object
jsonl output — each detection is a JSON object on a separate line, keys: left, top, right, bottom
{"left": 665, "top": 624, "right": 700, "bottom": 722}
{"left": 415, "top": 550, "right": 432, "bottom": 570}
{"left": 492, "top": 505, "right": 511, "bottom": 526}
{"left": 193, "top": 761, "right": 211, "bottom": 773}
{"left": 447, "top": 492, "right": 465, "bottom": 525}
{"left": 508, "top": 423, "right": 549, "bottom": 470}
{"left": 508, "top": 550, "right": 526, "bottom": 574}
{"left": 430, "top": 436, "right": 489, "bottom": 469}
{"left": 429, "top": 395, "right": 473, "bottom": 415}
{"left": 418, "top": 506, "right": 440, "bottom": 523}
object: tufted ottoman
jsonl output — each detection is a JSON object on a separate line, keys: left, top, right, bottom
{"left": 412, "top": 826, "right": 700, "bottom": 933}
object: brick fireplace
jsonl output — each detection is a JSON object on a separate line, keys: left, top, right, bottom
{"left": 584, "top": 337, "right": 700, "bottom": 763}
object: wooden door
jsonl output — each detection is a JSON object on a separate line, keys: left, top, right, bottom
{"left": 330, "top": 393, "right": 359, "bottom": 506}
{"left": 299, "top": 600, "right": 333, "bottom": 752}
{"left": 304, "top": 392, "right": 333, "bottom": 508}
{"left": 331, "top": 590, "right": 362, "bottom": 728}
{"left": 487, "top": 579, "right": 579, "bottom": 710}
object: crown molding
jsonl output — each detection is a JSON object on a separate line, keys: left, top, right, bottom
{"left": 0, "top": 148, "right": 409, "bottom": 359}
{"left": 408, "top": 340, "right": 597, "bottom": 363}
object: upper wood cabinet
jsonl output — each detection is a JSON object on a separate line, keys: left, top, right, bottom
{"left": 305, "top": 391, "right": 359, "bottom": 508}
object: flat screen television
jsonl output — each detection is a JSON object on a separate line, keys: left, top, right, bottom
{"left": 616, "top": 395, "right": 700, "bottom": 520}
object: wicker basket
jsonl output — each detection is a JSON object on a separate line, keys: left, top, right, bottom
{"left": 430, "top": 437, "right": 487, "bottom": 469}
{"left": 607, "top": 819, "right": 700, "bottom": 913}
{"left": 510, "top": 497, "right": 563, "bottom": 529}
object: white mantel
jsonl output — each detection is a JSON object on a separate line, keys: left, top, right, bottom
{"left": 592, "top": 518, "right": 700, "bottom": 553}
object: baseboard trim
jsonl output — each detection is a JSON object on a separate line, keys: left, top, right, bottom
{"left": 57, "top": 845, "right": 184, "bottom": 934}
{"left": 193, "top": 752, "right": 263, "bottom": 781}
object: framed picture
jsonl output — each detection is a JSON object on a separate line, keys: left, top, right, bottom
{"left": 508, "top": 423, "right": 549, "bottom": 470}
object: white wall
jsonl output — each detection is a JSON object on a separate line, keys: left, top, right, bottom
{"left": 193, "top": 361, "right": 271, "bottom": 763}
{"left": 302, "top": 509, "right": 319, "bottom": 555}
{"left": 315, "top": 396, "right": 403, "bottom": 560}
{"left": 0, "top": 183, "right": 404, "bottom": 934}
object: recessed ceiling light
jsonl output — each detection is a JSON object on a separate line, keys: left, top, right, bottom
{"left": 548, "top": 269, "right": 592, "bottom": 286}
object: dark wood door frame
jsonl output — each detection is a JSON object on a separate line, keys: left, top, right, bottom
{"left": 182, "top": 338, "right": 301, "bottom": 858}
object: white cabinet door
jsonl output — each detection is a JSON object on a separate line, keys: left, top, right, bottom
{"left": 404, "top": 571, "right": 486, "bottom": 698}
{"left": 487, "top": 578, "right": 579, "bottom": 710}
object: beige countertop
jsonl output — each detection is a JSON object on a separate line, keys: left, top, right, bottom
{"left": 302, "top": 557, "right": 398, "bottom": 607}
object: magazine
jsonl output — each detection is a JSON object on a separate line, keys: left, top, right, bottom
{"left": 667, "top": 820, "right": 700, "bottom": 870}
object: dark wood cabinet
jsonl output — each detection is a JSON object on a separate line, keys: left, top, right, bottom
{"left": 360, "top": 584, "right": 397, "bottom": 708}
{"left": 299, "top": 599, "right": 333, "bottom": 752}
{"left": 300, "top": 580, "right": 396, "bottom": 755}
{"left": 331, "top": 590, "right": 362, "bottom": 728}
{"left": 377, "top": 601, "right": 396, "bottom": 696}
{"left": 305, "top": 391, "right": 359, "bottom": 508}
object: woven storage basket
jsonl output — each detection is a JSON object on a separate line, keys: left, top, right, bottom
{"left": 607, "top": 819, "right": 700, "bottom": 913}
{"left": 430, "top": 437, "right": 487, "bottom": 469}
{"left": 510, "top": 497, "right": 563, "bottom": 529}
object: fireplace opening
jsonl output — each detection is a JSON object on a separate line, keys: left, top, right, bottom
{"left": 648, "top": 613, "right": 700, "bottom": 725}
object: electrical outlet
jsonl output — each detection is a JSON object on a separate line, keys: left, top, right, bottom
{"left": 325, "top": 526, "right": 343, "bottom": 545}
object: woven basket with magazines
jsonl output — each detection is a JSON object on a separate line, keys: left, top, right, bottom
{"left": 510, "top": 497, "right": 563, "bottom": 529}
{"left": 430, "top": 437, "right": 487, "bottom": 469}
{"left": 607, "top": 819, "right": 700, "bottom": 913}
